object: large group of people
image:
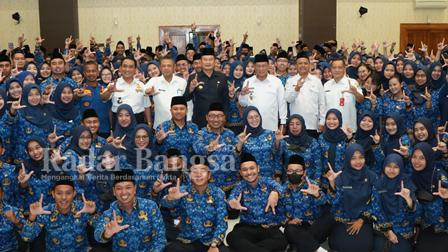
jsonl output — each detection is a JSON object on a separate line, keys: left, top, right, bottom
{"left": 0, "top": 24, "right": 448, "bottom": 252}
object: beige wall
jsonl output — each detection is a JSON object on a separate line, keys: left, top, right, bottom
{"left": 0, "top": 0, "right": 40, "bottom": 50}
{"left": 77, "top": 0, "right": 299, "bottom": 52}
{"left": 337, "top": 0, "right": 448, "bottom": 48}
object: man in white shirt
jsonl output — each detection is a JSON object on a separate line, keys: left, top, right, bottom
{"left": 239, "top": 53, "right": 287, "bottom": 131}
{"left": 100, "top": 57, "right": 151, "bottom": 125}
{"left": 144, "top": 57, "right": 187, "bottom": 129}
{"left": 285, "top": 53, "right": 326, "bottom": 138}
{"left": 323, "top": 58, "right": 364, "bottom": 131}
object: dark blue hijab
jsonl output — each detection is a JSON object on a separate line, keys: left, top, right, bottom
{"left": 113, "top": 104, "right": 137, "bottom": 139}
{"left": 24, "top": 137, "right": 47, "bottom": 179}
{"left": 378, "top": 153, "right": 413, "bottom": 216}
{"left": 286, "top": 114, "right": 313, "bottom": 151}
{"left": 355, "top": 112, "right": 378, "bottom": 166}
{"left": 429, "top": 62, "right": 446, "bottom": 91}
{"left": 123, "top": 123, "right": 155, "bottom": 169}
{"left": 21, "top": 84, "right": 54, "bottom": 132}
{"left": 381, "top": 113, "right": 406, "bottom": 156}
{"left": 243, "top": 58, "right": 255, "bottom": 78}
{"left": 409, "top": 66, "right": 429, "bottom": 106}
{"left": 243, "top": 106, "right": 264, "bottom": 137}
{"left": 51, "top": 82, "right": 79, "bottom": 122}
{"left": 323, "top": 109, "right": 347, "bottom": 169}
{"left": 229, "top": 61, "right": 245, "bottom": 89}
{"left": 5, "top": 78, "right": 22, "bottom": 106}
{"left": 69, "top": 125, "right": 92, "bottom": 156}
{"left": 411, "top": 142, "right": 437, "bottom": 193}
{"left": 402, "top": 61, "right": 417, "bottom": 86}
{"left": 414, "top": 117, "right": 437, "bottom": 147}
{"left": 380, "top": 61, "right": 395, "bottom": 90}
{"left": 337, "top": 143, "right": 373, "bottom": 219}
{"left": 347, "top": 52, "right": 361, "bottom": 79}
{"left": 16, "top": 71, "right": 35, "bottom": 86}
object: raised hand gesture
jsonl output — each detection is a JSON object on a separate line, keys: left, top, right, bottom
{"left": 207, "top": 135, "right": 225, "bottom": 152}
{"left": 75, "top": 193, "right": 96, "bottom": 216}
{"left": 437, "top": 38, "right": 446, "bottom": 52}
{"left": 433, "top": 180, "right": 448, "bottom": 199}
{"left": 103, "top": 210, "right": 130, "bottom": 239}
{"left": 420, "top": 86, "right": 431, "bottom": 102}
{"left": 77, "top": 156, "right": 94, "bottom": 175}
{"left": 167, "top": 178, "right": 188, "bottom": 201}
{"left": 228, "top": 193, "right": 248, "bottom": 211}
{"left": 401, "top": 90, "right": 411, "bottom": 106}
{"left": 155, "top": 129, "right": 175, "bottom": 144}
{"left": 370, "top": 130, "right": 381, "bottom": 144}
{"left": 300, "top": 176, "right": 321, "bottom": 197}
{"left": 18, "top": 163, "right": 34, "bottom": 185}
{"left": 48, "top": 126, "right": 64, "bottom": 146}
{"left": 152, "top": 173, "right": 172, "bottom": 194}
{"left": 237, "top": 126, "right": 252, "bottom": 144}
{"left": 295, "top": 77, "right": 305, "bottom": 92}
{"left": 8, "top": 96, "right": 26, "bottom": 115}
{"left": 325, "top": 162, "right": 342, "bottom": 189}
{"left": 393, "top": 138, "right": 409, "bottom": 157}
{"left": 112, "top": 134, "right": 127, "bottom": 150}
{"left": 106, "top": 82, "right": 124, "bottom": 93}
{"left": 240, "top": 80, "right": 250, "bottom": 96}
{"left": 29, "top": 194, "right": 51, "bottom": 220}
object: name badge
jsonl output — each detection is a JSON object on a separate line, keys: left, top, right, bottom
{"left": 342, "top": 186, "right": 353, "bottom": 189}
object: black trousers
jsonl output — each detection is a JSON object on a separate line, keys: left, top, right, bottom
{"left": 226, "top": 223, "right": 288, "bottom": 252}
{"left": 285, "top": 212, "right": 334, "bottom": 252}
{"left": 164, "top": 240, "right": 229, "bottom": 252}
{"left": 415, "top": 227, "right": 448, "bottom": 252}
{"left": 329, "top": 221, "right": 374, "bottom": 252}
{"left": 373, "top": 232, "right": 413, "bottom": 252}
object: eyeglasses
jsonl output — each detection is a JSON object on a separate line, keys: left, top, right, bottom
{"left": 208, "top": 114, "right": 224, "bottom": 119}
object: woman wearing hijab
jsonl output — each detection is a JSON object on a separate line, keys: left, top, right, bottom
{"left": 356, "top": 71, "right": 383, "bottom": 118}
{"left": 318, "top": 109, "right": 349, "bottom": 182}
{"left": 5, "top": 78, "right": 22, "bottom": 110}
{"left": 122, "top": 124, "right": 159, "bottom": 198}
{"left": 235, "top": 106, "right": 282, "bottom": 178}
{"left": 62, "top": 126, "right": 95, "bottom": 195}
{"left": 409, "top": 66, "right": 437, "bottom": 122}
{"left": 373, "top": 154, "right": 420, "bottom": 252}
{"left": 327, "top": 143, "right": 384, "bottom": 252}
{"left": 279, "top": 114, "right": 322, "bottom": 181}
{"left": 353, "top": 112, "right": 384, "bottom": 175}
{"left": 243, "top": 58, "right": 255, "bottom": 78}
{"left": 395, "top": 57, "right": 405, "bottom": 76}
{"left": 69, "top": 66, "right": 84, "bottom": 87}
{"left": 347, "top": 51, "right": 362, "bottom": 79}
{"left": 380, "top": 62, "right": 396, "bottom": 90}
{"left": 37, "top": 62, "right": 51, "bottom": 84}
{"left": 381, "top": 113, "right": 412, "bottom": 175}
{"left": 221, "top": 61, "right": 231, "bottom": 77}
{"left": 319, "top": 61, "right": 332, "bottom": 84}
{"left": 402, "top": 61, "right": 417, "bottom": 88}
{"left": 50, "top": 82, "right": 81, "bottom": 141}
{"left": 429, "top": 62, "right": 446, "bottom": 126}
{"left": 226, "top": 61, "right": 245, "bottom": 134}
{"left": 111, "top": 104, "right": 137, "bottom": 145}
{"left": 413, "top": 117, "right": 448, "bottom": 163}
{"left": 411, "top": 142, "right": 448, "bottom": 252}
{"left": 16, "top": 71, "right": 36, "bottom": 86}
{"left": 380, "top": 75, "right": 415, "bottom": 130}
{"left": 374, "top": 56, "right": 386, "bottom": 73}
{"left": 7, "top": 84, "right": 54, "bottom": 161}
{"left": 146, "top": 60, "right": 161, "bottom": 79}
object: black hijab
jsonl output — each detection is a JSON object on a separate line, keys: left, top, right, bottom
{"left": 285, "top": 114, "right": 313, "bottom": 151}
{"left": 409, "top": 66, "right": 429, "bottom": 106}
{"left": 411, "top": 142, "right": 437, "bottom": 193}
{"left": 123, "top": 124, "right": 155, "bottom": 169}
{"left": 337, "top": 143, "right": 373, "bottom": 219}
{"left": 381, "top": 113, "right": 406, "bottom": 156}
{"left": 414, "top": 117, "right": 437, "bottom": 147}
{"left": 113, "top": 104, "right": 137, "bottom": 139}
{"left": 322, "top": 109, "right": 347, "bottom": 169}
{"left": 243, "top": 106, "right": 264, "bottom": 137}
{"left": 21, "top": 84, "right": 54, "bottom": 132}
{"left": 0, "top": 88, "right": 7, "bottom": 116}
{"left": 51, "top": 82, "right": 79, "bottom": 122}
{"left": 69, "top": 126, "right": 92, "bottom": 156}
{"left": 354, "top": 112, "right": 378, "bottom": 166}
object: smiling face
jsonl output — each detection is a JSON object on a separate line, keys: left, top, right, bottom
{"left": 78, "top": 130, "right": 92, "bottom": 150}
{"left": 246, "top": 110, "right": 261, "bottom": 129}
{"left": 384, "top": 162, "right": 400, "bottom": 179}
{"left": 325, "top": 113, "right": 339, "bottom": 130}
{"left": 113, "top": 181, "right": 136, "bottom": 205}
{"left": 411, "top": 149, "right": 426, "bottom": 171}
{"left": 403, "top": 64, "right": 414, "bottom": 79}
{"left": 414, "top": 122, "right": 428, "bottom": 142}
{"left": 385, "top": 117, "right": 398, "bottom": 135}
{"left": 101, "top": 150, "right": 116, "bottom": 170}
{"left": 27, "top": 88, "right": 41, "bottom": 106}
{"left": 60, "top": 86, "right": 74, "bottom": 104}
{"left": 206, "top": 111, "right": 225, "bottom": 130}
{"left": 189, "top": 165, "right": 210, "bottom": 187}
{"left": 52, "top": 185, "right": 75, "bottom": 213}
{"left": 350, "top": 150, "right": 365, "bottom": 170}
{"left": 389, "top": 77, "right": 402, "bottom": 95}
{"left": 134, "top": 128, "right": 150, "bottom": 149}
{"left": 239, "top": 161, "right": 259, "bottom": 184}
{"left": 27, "top": 140, "right": 44, "bottom": 161}
{"left": 415, "top": 70, "right": 427, "bottom": 86}
{"left": 8, "top": 82, "right": 22, "bottom": 99}
{"left": 118, "top": 109, "right": 131, "bottom": 128}
{"left": 170, "top": 105, "right": 187, "bottom": 121}
{"left": 288, "top": 118, "right": 302, "bottom": 136}
{"left": 359, "top": 116, "right": 374, "bottom": 131}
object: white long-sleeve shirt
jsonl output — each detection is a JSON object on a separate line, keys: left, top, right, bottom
{"left": 285, "top": 74, "right": 326, "bottom": 130}
{"left": 144, "top": 75, "right": 187, "bottom": 128}
{"left": 323, "top": 76, "right": 362, "bottom": 131}
{"left": 239, "top": 74, "right": 287, "bottom": 131}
